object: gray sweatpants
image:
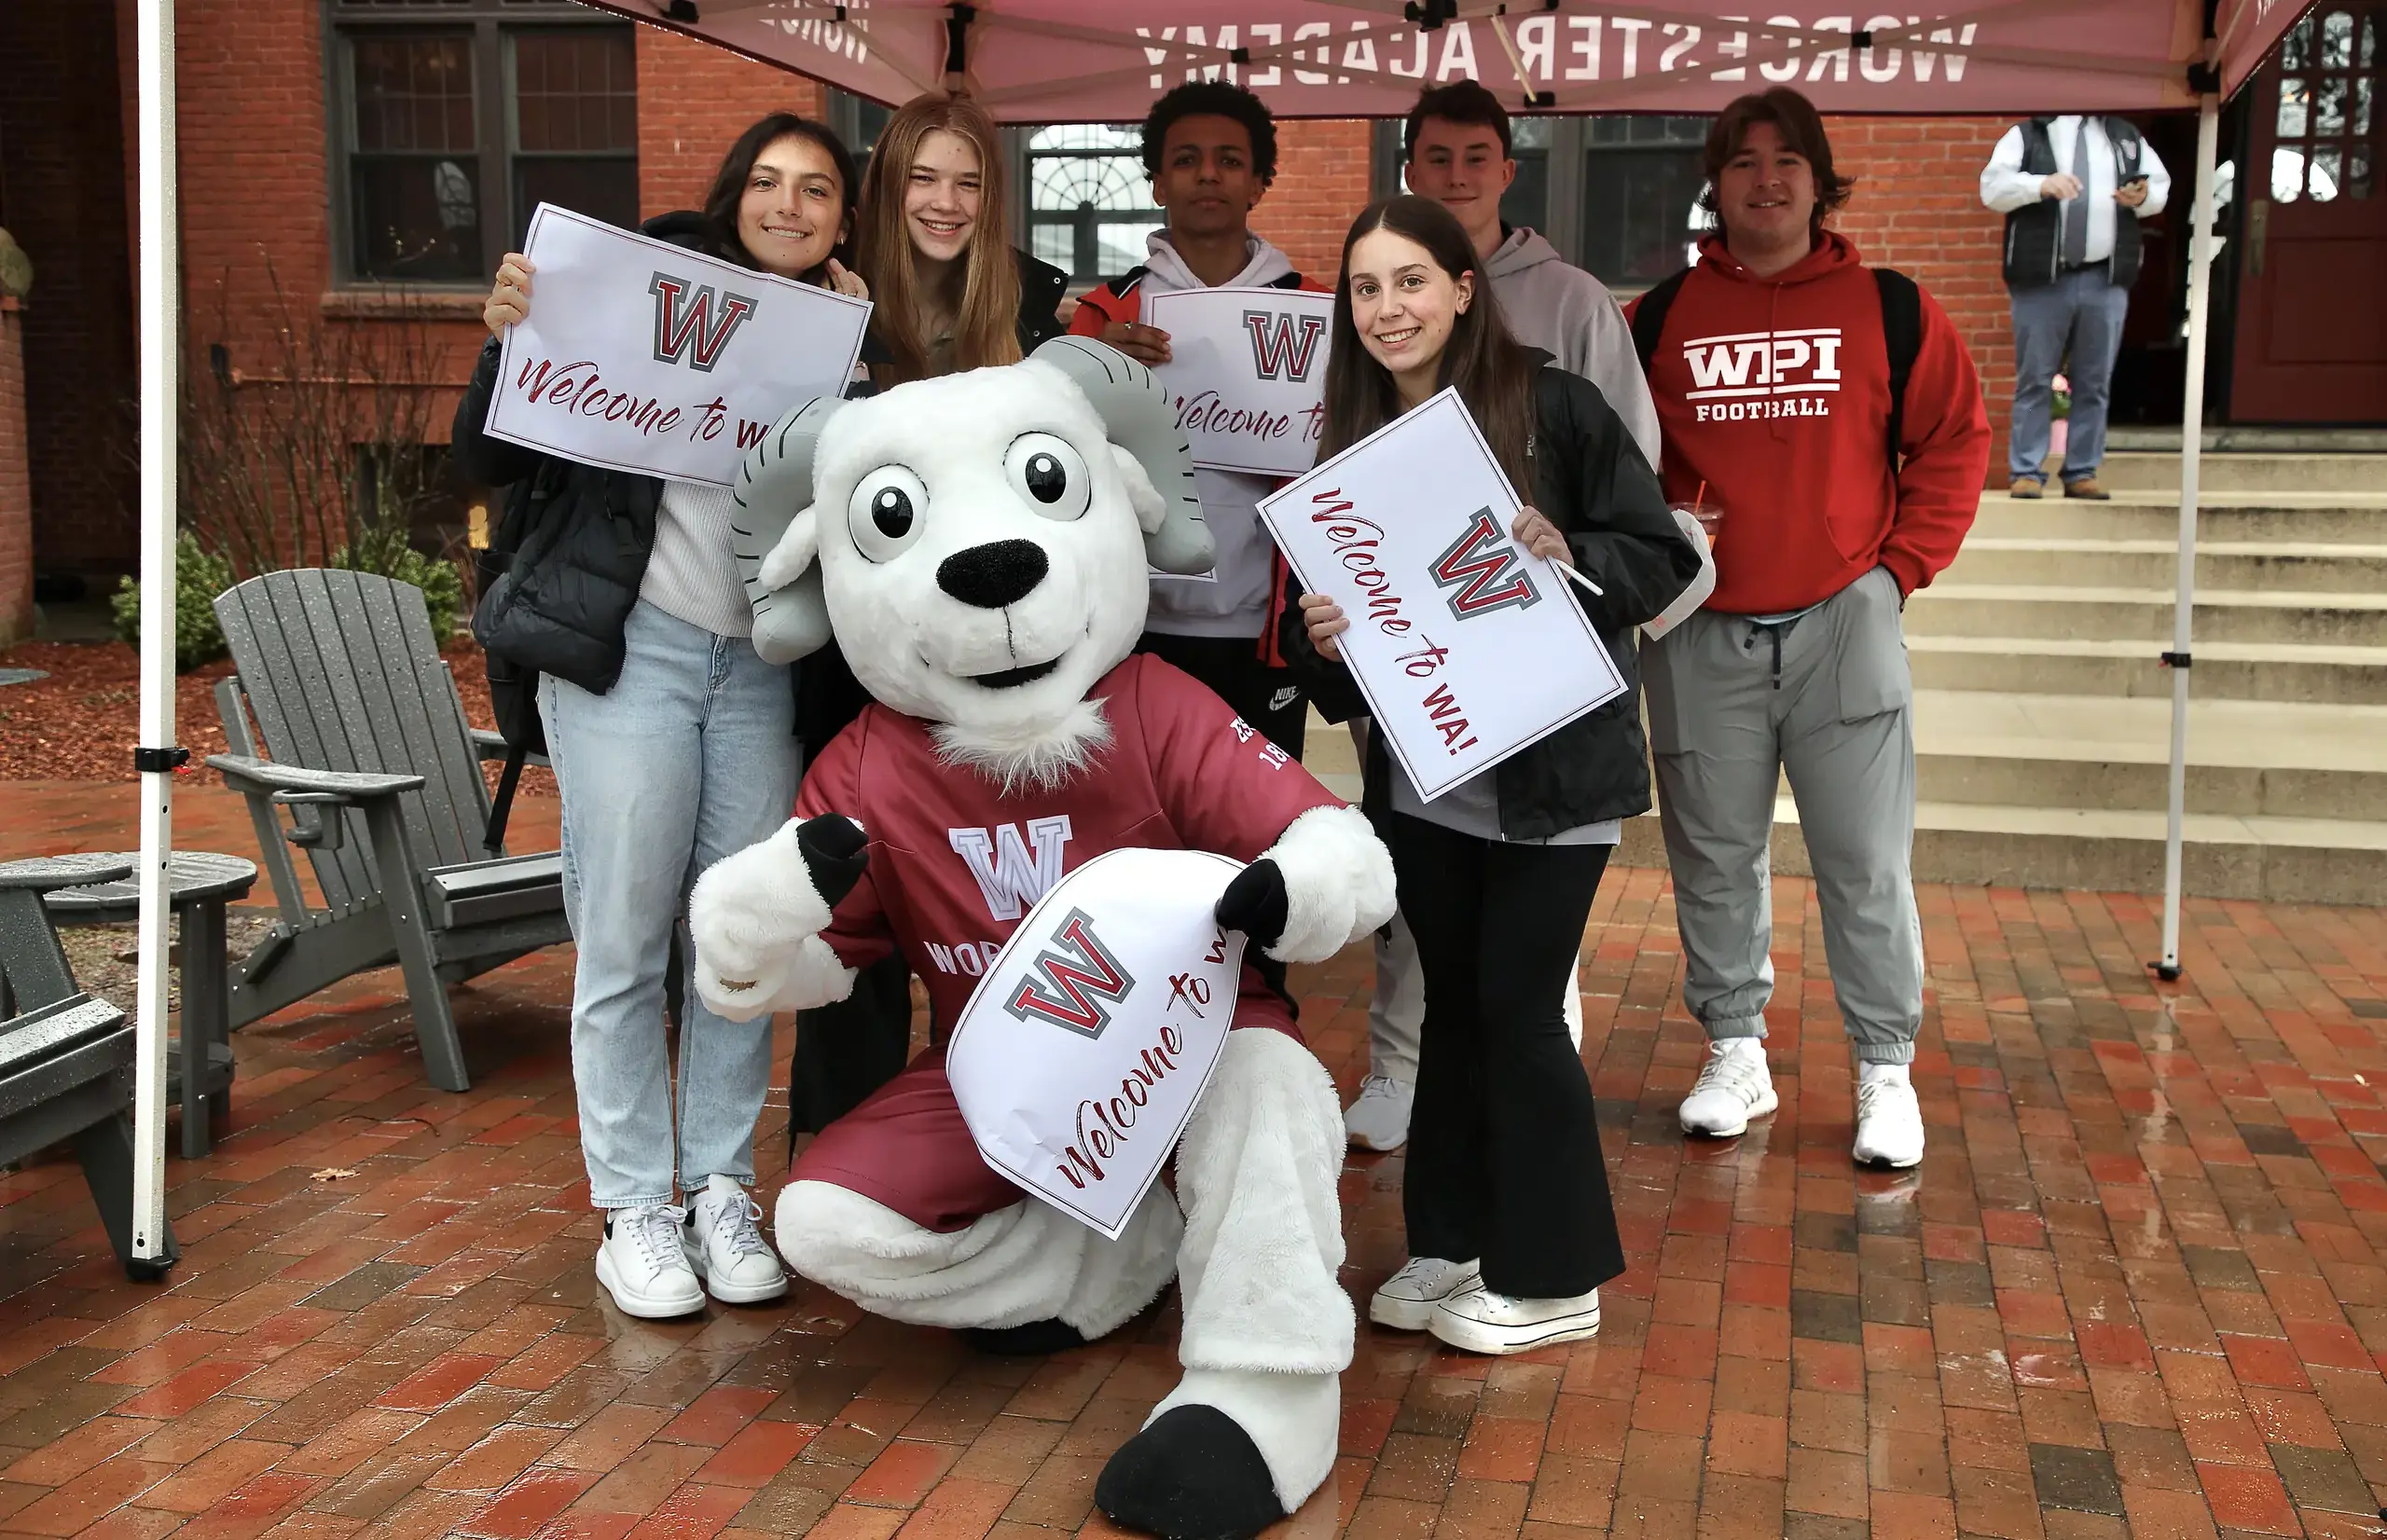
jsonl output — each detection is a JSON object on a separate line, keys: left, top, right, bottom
{"left": 1640, "top": 565, "right": 1923, "bottom": 1066}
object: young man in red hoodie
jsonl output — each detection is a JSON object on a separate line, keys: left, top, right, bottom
{"left": 1628, "top": 89, "right": 1990, "bottom": 1169}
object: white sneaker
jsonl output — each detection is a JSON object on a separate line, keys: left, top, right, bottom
{"left": 1429, "top": 1285, "right": 1601, "bottom": 1355}
{"left": 1370, "top": 1257, "right": 1482, "bottom": 1331}
{"left": 683, "top": 1175, "right": 789, "bottom": 1304}
{"left": 1677, "top": 1038, "right": 1778, "bottom": 1137}
{"left": 596, "top": 1203, "right": 706, "bottom": 1319}
{"left": 1345, "top": 1076, "right": 1415, "bottom": 1152}
{"left": 1853, "top": 1064, "right": 1925, "bottom": 1168}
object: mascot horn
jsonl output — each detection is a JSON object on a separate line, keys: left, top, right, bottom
{"left": 691, "top": 337, "right": 1397, "bottom": 1540}
{"left": 734, "top": 336, "right": 1217, "bottom": 666}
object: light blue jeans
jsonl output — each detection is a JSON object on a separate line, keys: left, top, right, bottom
{"left": 540, "top": 599, "right": 799, "bottom": 1209}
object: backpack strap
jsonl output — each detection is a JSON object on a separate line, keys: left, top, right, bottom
{"left": 1871, "top": 266, "right": 1923, "bottom": 466}
{"left": 1629, "top": 267, "right": 1693, "bottom": 378}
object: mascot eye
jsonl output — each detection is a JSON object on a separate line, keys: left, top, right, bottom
{"left": 1004, "top": 433, "right": 1091, "bottom": 522}
{"left": 847, "top": 466, "right": 930, "bottom": 562}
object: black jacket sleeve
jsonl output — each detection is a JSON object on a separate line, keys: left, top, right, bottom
{"left": 450, "top": 335, "right": 544, "bottom": 488}
{"left": 1274, "top": 560, "right": 1370, "bottom": 723}
{"left": 1540, "top": 368, "right": 1702, "bottom": 632}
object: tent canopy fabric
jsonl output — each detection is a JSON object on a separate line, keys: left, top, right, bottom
{"left": 579, "top": 0, "right": 2287, "bottom": 122}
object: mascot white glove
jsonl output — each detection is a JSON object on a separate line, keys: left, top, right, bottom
{"left": 1212, "top": 804, "right": 1398, "bottom": 966}
{"left": 687, "top": 814, "right": 868, "bottom": 1020}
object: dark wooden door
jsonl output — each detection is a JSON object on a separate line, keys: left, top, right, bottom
{"left": 2231, "top": 4, "right": 2387, "bottom": 422}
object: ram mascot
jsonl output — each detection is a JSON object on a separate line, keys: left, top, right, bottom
{"left": 687, "top": 337, "right": 1396, "bottom": 1540}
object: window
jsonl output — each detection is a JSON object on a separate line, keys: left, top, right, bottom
{"left": 1025, "top": 124, "right": 1164, "bottom": 284}
{"left": 1579, "top": 117, "right": 1712, "bottom": 288}
{"left": 828, "top": 90, "right": 892, "bottom": 164}
{"left": 2272, "top": 9, "right": 2377, "bottom": 202}
{"left": 328, "top": 0, "right": 638, "bottom": 284}
{"left": 1503, "top": 116, "right": 1554, "bottom": 234}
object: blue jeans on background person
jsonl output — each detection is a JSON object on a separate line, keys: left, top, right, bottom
{"left": 2008, "top": 266, "right": 2131, "bottom": 486}
{"left": 540, "top": 599, "right": 798, "bottom": 1210}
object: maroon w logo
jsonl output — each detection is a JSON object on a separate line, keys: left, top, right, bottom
{"left": 1428, "top": 507, "right": 1542, "bottom": 620}
{"left": 649, "top": 271, "right": 758, "bottom": 373}
{"left": 1003, "top": 909, "right": 1137, "bottom": 1040}
{"left": 1243, "top": 309, "right": 1326, "bottom": 383}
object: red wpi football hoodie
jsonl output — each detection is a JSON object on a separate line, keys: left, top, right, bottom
{"left": 1627, "top": 231, "right": 1990, "bottom": 615}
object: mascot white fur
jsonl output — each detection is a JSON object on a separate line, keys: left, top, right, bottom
{"left": 688, "top": 337, "right": 1396, "bottom": 1540}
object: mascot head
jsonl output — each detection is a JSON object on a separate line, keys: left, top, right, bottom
{"left": 732, "top": 337, "right": 1214, "bottom": 789}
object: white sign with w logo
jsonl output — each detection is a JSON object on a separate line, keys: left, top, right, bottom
{"left": 946, "top": 847, "right": 1245, "bottom": 1239}
{"left": 1146, "top": 285, "right": 1335, "bottom": 478}
{"left": 484, "top": 202, "right": 872, "bottom": 486}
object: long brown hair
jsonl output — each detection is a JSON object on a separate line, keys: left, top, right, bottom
{"left": 856, "top": 94, "right": 1023, "bottom": 385}
{"left": 1319, "top": 196, "right": 1536, "bottom": 497}
{"left": 699, "top": 113, "right": 859, "bottom": 282}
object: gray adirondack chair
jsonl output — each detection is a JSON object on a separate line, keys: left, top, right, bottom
{"left": 209, "top": 569, "right": 569, "bottom": 1092}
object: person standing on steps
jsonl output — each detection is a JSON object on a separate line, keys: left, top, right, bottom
{"left": 1069, "top": 80, "right": 1326, "bottom": 760}
{"left": 456, "top": 115, "right": 870, "bottom": 1319}
{"left": 1626, "top": 88, "right": 1989, "bottom": 1171}
{"left": 1335, "top": 80, "right": 1670, "bottom": 1155}
{"left": 1980, "top": 114, "right": 2168, "bottom": 501}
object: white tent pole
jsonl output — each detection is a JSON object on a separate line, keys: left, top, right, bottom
{"left": 2156, "top": 84, "right": 2221, "bottom": 984}
{"left": 129, "top": 0, "right": 181, "bottom": 1277}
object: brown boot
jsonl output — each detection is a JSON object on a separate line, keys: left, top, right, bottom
{"left": 2008, "top": 477, "right": 2044, "bottom": 499}
{"left": 2063, "top": 477, "right": 2110, "bottom": 500}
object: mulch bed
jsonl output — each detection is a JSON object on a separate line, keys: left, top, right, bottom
{"left": 0, "top": 637, "right": 556, "bottom": 796}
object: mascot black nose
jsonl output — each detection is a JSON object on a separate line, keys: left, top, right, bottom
{"left": 937, "top": 539, "right": 1049, "bottom": 609}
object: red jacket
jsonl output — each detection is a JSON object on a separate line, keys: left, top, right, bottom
{"left": 1626, "top": 232, "right": 1989, "bottom": 613}
{"left": 796, "top": 653, "right": 1343, "bottom": 1039}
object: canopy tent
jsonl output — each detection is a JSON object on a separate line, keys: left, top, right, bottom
{"left": 116, "top": 0, "right": 2307, "bottom": 1272}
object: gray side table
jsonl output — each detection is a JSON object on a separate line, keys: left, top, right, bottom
{"left": 34, "top": 852, "right": 258, "bottom": 1158}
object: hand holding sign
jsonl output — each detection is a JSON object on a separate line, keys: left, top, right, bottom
{"left": 945, "top": 848, "right": 1247, "bottom": 1239}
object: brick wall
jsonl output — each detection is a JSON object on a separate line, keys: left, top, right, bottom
{"left": 0, "top": 302, "right": 31, "bottom": 643}
{"left": 1260, "top": 120, "right": 1376, "bottom": 281}
{"left": 1827, "top": 115, "right": 2016, "bottom": 474}
{"left": 0, "top": 0, "right": 139, "bottom": 583}
{"left": 637, "top": 25, "right": 827, "bottom": 220}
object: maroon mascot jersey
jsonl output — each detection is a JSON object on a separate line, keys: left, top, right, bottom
{"left": 789, "top": 653, "right": 1347, "bottom": 1231}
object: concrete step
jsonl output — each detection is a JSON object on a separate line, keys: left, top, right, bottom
{"left": 1906, "top": 635, "right": 2387, "bottom": 705}
{"left": 1911, "top": 690, "right": 2387, "bottom": 821}
{"left": 1943, "top": 537, "right": 2387, "bottom": 594}
{"left": 1973, "top": 489, "right": 2387, "bottom": 543}
{"left": 2090, "top": 451, "right": 2387, "bottom": 494}
{"left": 1905, "top": 584, "right": 2387, "bottom": 648}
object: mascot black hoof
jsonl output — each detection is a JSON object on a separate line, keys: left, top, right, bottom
{"left": 1095, "top": 1404, "right": 1285, "bottom": 1540}
{"left": 960, "top": 1318, "right": 1089, "bottom": 1355}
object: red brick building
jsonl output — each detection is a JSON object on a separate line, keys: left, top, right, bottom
{"left": 0, "top": 1, "right": 2352, "bottom": 645}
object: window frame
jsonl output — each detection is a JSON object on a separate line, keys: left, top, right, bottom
{"left": 323, "top": 0, "right": 636, "bottom": 291}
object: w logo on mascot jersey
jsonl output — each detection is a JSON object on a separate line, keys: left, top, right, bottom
{"left": 1428, "top": 507, "right": 1542, "bottom": 620}
{"left": 649, "top": 271, "right": 758, "bottom": 373}
{"left": 1002, "top": 908, "right": 1135, "bottom": 1039}
{"left": 1243, "top": 309, "right": 1326, "bottom": 383}
{"left": 951, "top": 818, "right": 1073, "bottom": 922}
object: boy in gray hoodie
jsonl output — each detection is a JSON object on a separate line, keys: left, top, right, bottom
{"left": 1069, "top": 81, "right": 1325, "bottom": 760}
{"left": 1340, "top": 80, "right": 1664, "bottom": 1154}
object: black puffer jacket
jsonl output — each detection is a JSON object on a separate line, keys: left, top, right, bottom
{"left": 1280, "top": 356, "right": 1700, "bottom": 841}
{"left": 451, "top": 213, "right": 728, "bottom": 694}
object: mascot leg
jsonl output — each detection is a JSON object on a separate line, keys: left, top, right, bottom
{"left": 1097, "top": 1028, "right": 1351, "bottom": 1540}
{"left": 775, "top": 1178, "right": 1181, "bottom": 1340}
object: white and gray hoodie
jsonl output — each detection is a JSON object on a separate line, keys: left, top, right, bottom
{"left": 1483, "top": 227, "right": 1663, "bottom": 473}
{"left": 1133, "top": 230, "right": 1306, "bottom": 640}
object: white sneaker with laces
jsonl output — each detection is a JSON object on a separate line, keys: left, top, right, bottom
{"left": 596, "top": 1203, "right": 706, "bottom": 1319}
{"left": 1429, "top": 1285, "right": 1602, "bottom": 1355}
{"left": 683, "top": 1175, "right": 789, "bottom": 1304}
{"left": 1370, "top": 1257, "right": 1482, "bottom": 1331}
{"left": 1345, "top": 1076, "right": 1415, "bottom": 1152}
{"left": 1677, "top": 1038, "right": 1777, "bottom": 1137}
{"left": 1852, "top": 1063, "right": 1925, "bottom": 1168}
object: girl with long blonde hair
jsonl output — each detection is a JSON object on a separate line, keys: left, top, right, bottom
{"left": 855, "top": 94, "right": 1066, "bottom": 386}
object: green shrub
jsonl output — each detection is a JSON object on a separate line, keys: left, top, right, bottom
{"left": 332, "top": 525, "right": 466, "bottom": 645}
{"left": 110, "top": 533, "right": 235, "bottom": 671}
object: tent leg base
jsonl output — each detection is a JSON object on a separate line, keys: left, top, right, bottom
{"left": 2150, "top": 961, "right": 2183, "bottom": 983}
{"left": 125, "top": 1250, "right": 178, "bottom": 1283}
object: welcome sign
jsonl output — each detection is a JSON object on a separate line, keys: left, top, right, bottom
{"left": 483, "top": 203, "right": 872, "bottom": 486}
{"left": 1260, "top": 389, "right": 1628, "bottom": 801}
{"left": 945, "top": 848, "right": 1246, "bottom": 1239}
{"left": 1148, "top": 286, "right": 1335, "bottom": 477}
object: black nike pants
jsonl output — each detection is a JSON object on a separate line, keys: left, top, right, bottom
{"left": 1134, "top": 631, "right": 1306, "bottom": 761}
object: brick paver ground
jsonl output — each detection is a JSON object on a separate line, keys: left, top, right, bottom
{"left": 5, "top": 778, "right": 2387, "bottom": 1537}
